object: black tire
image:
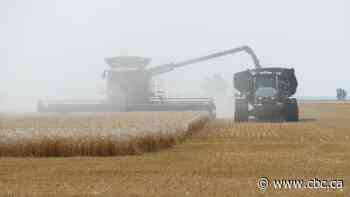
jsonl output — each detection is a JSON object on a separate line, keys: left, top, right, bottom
{"left": 285, "top": 98, "right": 299, "bottom": 122}
{"left": 235, "top": 99, "right": 248, "bottom": 122}
{"left": 208, "top": 102, "right": 217, "bottom": 119}
{"left": 210, "top": 109, "right": 216, "bottom": 119}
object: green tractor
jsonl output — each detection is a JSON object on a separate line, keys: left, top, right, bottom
{"left": 234, "top": 68, "right": 298, "bottom": 122}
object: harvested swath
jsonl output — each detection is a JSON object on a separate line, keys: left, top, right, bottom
{"left": 0, "top": 111, "right": 209, "bottom": 157}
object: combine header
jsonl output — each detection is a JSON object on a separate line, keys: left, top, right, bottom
{"left": 38, "top": 46, "right": 261, "bottom": 118}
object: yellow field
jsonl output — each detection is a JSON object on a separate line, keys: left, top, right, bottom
{"left": 0, "top": 103, "right": 349, "bottom": 196}
{"left": 0, "top": 112, "right": 208, "bottom": 157}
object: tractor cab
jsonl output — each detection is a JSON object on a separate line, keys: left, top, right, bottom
{"left": 254, "top": 72, "right": 278, "bottom": 104}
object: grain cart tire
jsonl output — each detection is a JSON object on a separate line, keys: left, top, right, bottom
{"left": 285, "top": 98, "right": 299, "bottom": 122}
{"left": 235, "top": 99, "right": 248, "bottom": 122}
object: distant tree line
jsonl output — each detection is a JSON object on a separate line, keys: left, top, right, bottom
{"left": 201, "top": 74, "right": 228, "bottom": 96}
{"left": 336, "top": 88, "right": 347, "bottom": 100}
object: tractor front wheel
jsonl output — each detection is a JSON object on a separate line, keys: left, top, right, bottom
{"left": 235, "top": 99, "right": 249, "bottom": 122}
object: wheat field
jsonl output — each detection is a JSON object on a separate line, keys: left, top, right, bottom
{"left": 0, "top": 112, "right": 209, "bottom": 157}
{"left": 0, "top": 103, "right": 349, "bottom": 196}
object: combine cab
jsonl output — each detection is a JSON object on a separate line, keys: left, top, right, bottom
{"left": 38, "top": 56, "right": 216, "bottom": 117}
{"left": 234, "top": 68, "right": 299, "bottom": 122}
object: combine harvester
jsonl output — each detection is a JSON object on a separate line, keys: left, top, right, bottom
{"left": 37, "top": 45, "right": 299, "bottom": 122}
{"left": 37, "top": 46, "right": 260, "bottom": 118}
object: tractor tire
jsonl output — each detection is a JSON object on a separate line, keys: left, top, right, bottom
{"left": 235, "top": 99, "right": 248, "bottom": 122}
{"left": 208, "top": 104, "right": 217, "bottom": 119}
{"left": 285, "top": 98, "right": 299, "bottom": 122}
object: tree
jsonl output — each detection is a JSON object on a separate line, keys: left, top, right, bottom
{"left": 336, "top": 88, "right": 347, "bottom": 100}
{"left": 201, "top": 74, "right": 228, "bottom": 96}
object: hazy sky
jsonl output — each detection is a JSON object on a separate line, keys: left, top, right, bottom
{"left": 0, "top": 0, "right": 348, "bottom": 105}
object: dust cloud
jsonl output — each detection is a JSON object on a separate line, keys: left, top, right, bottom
{"left": 0, "top": 0, "right": 348, "bottom": 113}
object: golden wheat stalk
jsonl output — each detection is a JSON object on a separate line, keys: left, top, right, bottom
{"left": 0, "top": 112, "right": 209, "bottom": 157}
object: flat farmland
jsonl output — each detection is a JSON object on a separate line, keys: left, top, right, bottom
{"left": 0, "top": 103, "right": 349, "bottom": 196}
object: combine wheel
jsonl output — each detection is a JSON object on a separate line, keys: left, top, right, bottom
{"left": 209, "top": 106, "right": 217, "bottom": 119}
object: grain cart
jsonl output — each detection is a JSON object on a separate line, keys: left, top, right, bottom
{"left": 38, "top": 46, "right": 261, "bottom": 118}
{"left": 234, "top": 67, "right": 298, "bottom": 122}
